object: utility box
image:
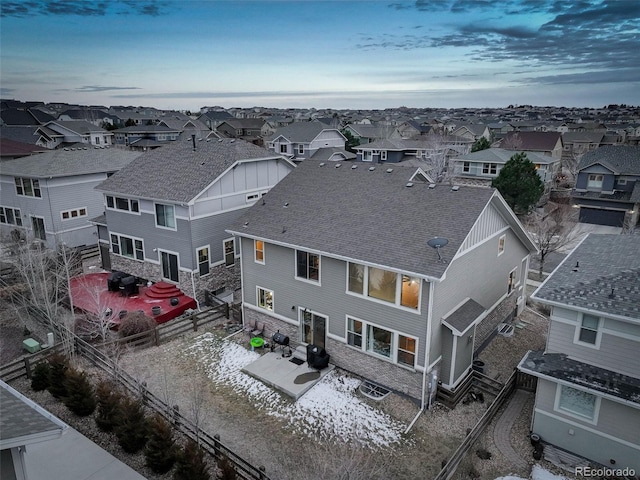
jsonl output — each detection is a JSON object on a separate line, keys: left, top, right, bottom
{"left": 23, "top": 338, "right": 41, "bottom": 354}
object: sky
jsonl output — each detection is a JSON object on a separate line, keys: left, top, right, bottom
{"left": 1, "top": 0, "right": 639, "bottom": 110}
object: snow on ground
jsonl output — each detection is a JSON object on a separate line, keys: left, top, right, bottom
{"left": 496, "top": 464, "right": 574, "bottom": 480}
{"left": 182, "top": 332, "right": 406, "bottom": 448}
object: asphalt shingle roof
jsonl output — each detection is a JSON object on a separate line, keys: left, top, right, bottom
{"left": 268, "top": 120, "right": 339, "bottom": 143}
{"left": 454, "top": 148, "right": 555, "bottom": 164}
{"left": 0, "top": 147, "right": 142, "bottom": 177}
{"left": 443, "top": 299, "right": 485, "bottom": 335}
{"left": 533, "top": 234, "right": 640, "bottom": 320}
{"left": 96, "top": 138, "right": 281, "bottom": 203}
{"left": 229, "top": 160, "right": 497, "bottom": 279}
{"left": 501, "top": 131, "right": 561, "bottom": 151}
{"left": 577, "top": 145, "right": 640, "bottom": 174}
{"left": 519, "top": 350, "right": 640, "bottom": 404}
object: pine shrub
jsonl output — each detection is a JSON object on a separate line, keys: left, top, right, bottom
{"left": 173, "top": 439, "right": 210, "bottom": 480}
{"left": 144, "top": 413, "right": 177, "bottom": 474}
{"left": 119, "top": 311, "right": 156, "bottom": 338}
{"left": 95, "top": 380, "right": 123, "bottom": 432}
{"left": 31, "top": 362, "right": 50, "bottom": 391}
{"left": 114, "top": 395, "right": 148, "bottom": 453}
{"left": 46, "top": 353, "right": 69, "bottom": 399}
{"left": 216, "top": 453, "right": 237, "bottom": 480}
{"left": 63, "top": 367, "right": 96, "bottom": 416}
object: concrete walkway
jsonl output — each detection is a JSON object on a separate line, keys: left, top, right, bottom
{"left": 493, "top": 389, "right": 532, "bottom": 472}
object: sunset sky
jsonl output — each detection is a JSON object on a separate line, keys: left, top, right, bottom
{"left": 1, "top": 0, "right": 639, "bottom": 110}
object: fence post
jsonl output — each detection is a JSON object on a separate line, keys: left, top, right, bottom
{"left": 139, "top": 381, "right": 148, "bottom": 405}
{"left": 24, "top": 357, "right": 32, "bottom": 378}
{"left": 154, "top": 328, "right": 160, "bottom": 347}
{"left": 192, "top": 314, "right": 198, "bottom": 332}
{"left": 213, "top": 434, "right": 221, "bottom": 456}
{"left": 259, "top": 465, "right": 266, "bottom": 480}
{"left": 225, "top": 302, "right": 230, "bottom": 319}
{"left": 172, "top": 404, "right": 180, "bottom": 426}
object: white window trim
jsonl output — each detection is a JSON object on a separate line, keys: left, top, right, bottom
{"left": 254, "top": 239, "right": 265, "bottom": 264}
{"left": 223, "top": 237, "right": 236, "bottom": 267}
{"left": 498, "top": 234, "right": 506, "bottom": 256}
{"left": 159, "top": 249, "right": 180, "bottom": 283}
{"left": 30, "top": 215, "right": 47, "bottom": 241}
{"left": 60, "top": 207, "right": 88, "bottom": 221}
{"left": 554, "top": 383, "right": 601, "bottom": 425}
{"left": 380, "top": 150, "right": 387, "bottom": 161}
{"left": 0, "top": 206, "right": 23, "bottom": 226}
{"left": 256, "top": 286, "right": 274, "bottom": 312}
{"left": 110, "top": 232, "right": 144, "bottom": 261}
{"left": 154, "top": 202, "right": 177, "bottom": 231}
{"left": 344, "top": 315, "right": 418, "bottom": 369}
{"left": 246, "top": 193, "right": 260, "bottom": 203}
{"left": 294, "top": 250, "right": 321, "bottom": 285}
{"left": 573, "top": 312, "right": 602, "bottom": 349}
{"left": 587, "top": 174, "right": 604, "bottom": 189}
{"left": 106, "top": 195, "right": 140, "bottom": 215}
{"left": 507, "top": 267, "right": 517, "bottom": 295}
{"left": 197, "top": 245, "right": 210, "bottom": 277}
{"left": 298, "top": 144, "right": 304, "bottom": 154}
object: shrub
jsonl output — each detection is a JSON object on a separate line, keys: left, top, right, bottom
{"left": 95, "top": 380, "right": 123, "bottom": 432}
{"left": 216, "top": 453, "right": 237, "bottom": 480}
{"left": 63, "top": 367, "right": 96, "bottom": 416}
{"left": 119, "top": 311, "right": 156, "bottom": 338}
{"left": 31, "top": 362, "right": 50, "bottom": 391}
{"left": 144, "top": 413, "right": 177, "bottom": 474}
{"left": 46, "top": 353, "right": 69, "bottom": 399}
{"left": 114, "top": 395, "right": 148, "bottom": 453}
{"left": 173, "top": 439, "right": 210, "bottom": 480}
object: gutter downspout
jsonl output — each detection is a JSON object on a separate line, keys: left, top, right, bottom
{"left": 190, "top": 270, "right": 201, "bottom": 312}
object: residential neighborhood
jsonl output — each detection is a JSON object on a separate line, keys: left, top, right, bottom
{"left": 1, "top": 99, "right": 639, "bottom": 480}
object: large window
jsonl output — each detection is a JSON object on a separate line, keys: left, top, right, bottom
{"left": 346, "top": 316, "right": 417, "bottom": 367}
{"left": 224, "top": 239, "right": 235, "bottom": 267}
{"left": 482, "top": 163, "right": 498, "bottom": 175}
{"left": 556, "top": 385, "right": 598, "bottom": 422}
{"left": 255, "top": 240, "right": 264, "bottom": 264}
{"left": 160, "top": 251, "right": 179, "bottom": 282}
{"left": 296, "top": 250, "right": 320, "bottom": 282}
{"left": 587, "top": 174, "right": 603, "bottom": 189}
{"left": 106, "top": 195, "right": 139, "bottom": 213}
{"left": 110, "top": 233, "right": 144, "bottom": 260}
{"left": 0, "top": 207, "right": 22, "bottom": 226}
{"left": 197, "top": 247, "right": 209, "bottom": 276}
{"left": 257, "top": 287, "right": 273, "bottom": 311}
{"left": 155, "top": 203, "right": 176, "bottom": 229}
{"left": 577, "top": 314, "right": 599, "bottom": 345}
{"left": 348, "top": 263, "right": 420, "bottom": 310}
{"left": 31, "top": 216, "right": 46, "bottom": 241}
{"left": 462, "top": 161, "right": 470, "bottom": 173}
{"left": 15, "top": 177, "right": 41, "bottom": 198}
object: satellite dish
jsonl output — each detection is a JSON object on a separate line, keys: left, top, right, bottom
{"left": 427, "top": 237, "right": 449, "bottom": 262}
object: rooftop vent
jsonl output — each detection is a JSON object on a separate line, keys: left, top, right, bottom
{"left": 406, "top": 182, "right": 414, "bottom": 188}
{"left": 319, "top": 162, "right": 326, "bottom": 167}
{"left": 218, "top": 139, "right": 223, "bottom": 142}
{"left": 428, "top": 183, "right": 436, "bottom": 189}
{"left": 451, "top": 185, "right": 459, "bottom": 191}
{"left": 335, "top": 163, "right": 341, "bottom": 168}
{"left": 283, "top": 202, "right": 289, "bottom": 208}
{"left": 351, "top": 165, "right": 358, "bottom": 170}
{"left": 230, "top": 139, "right": 236, "bottom": 143}
{"left": 572, "top": 262, "right": 579, "bottom": 272}
{"left": 385, "top": 168, "right": 393, "bottom": 173}
{"left": 369, "top": 166, "right": 376, "bottom": 171}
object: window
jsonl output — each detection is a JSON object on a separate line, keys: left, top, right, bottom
{"left": 254, "top": 240, "right": 264, "bottom": 263}
{"left": 257, "top": 287, "right": 273, "bottom": 311}
{"left": 482, "top": 163, "right": 498, "bottom": 175}
{"left": 224, "top": 239, "right": 235, "bottom": 267}
{"left": 280, "top": 144, "right": 288, "bottom": 153}
{"left": 348, "top": 263, "right": 419, "bottom": 310}
{"left": 498, "top": 234, "right": 506, "bottom": 255}
{"left": 246, "top": 193, "right": 259, "bottom": 203}
{"left": 15, "top": 178, "right": 41, "bottom": 198}
{"left": 577, "top": 314, "right": 599, "bottom": 345}
{"left": 110, "top": 233, "right": 144, "bottom": 260}
{"left": 397, "top": 335, "right": 416, "bottom": 367}
{"left": 363, "top": 150, "right": 372, "bottom": 161}
{"left": 155, "top": 204, "right": 176, "bottom": 229}
{"left": 106, "top": 196, "right": 139, "bottom": 213}
{"left": 463, "top": 161, "right": 470, "bottom": 173}
{"left": 557, "top": 385, "right": 598, "bottom": 421}
{"left": 508, "top": 269, "right": 516, "bottom": 294}
{"left": 197, "top": 247, "right": 209, "bottom": 276}
{"left": 296, "top": 250, "right": 320, "bottom": 282}
{"left": 381, "top": 150, "right": 387, "bottom": 161}
{"left": 0, "top": 207, "right": 22, "bottom": 226}
{"left": 367, "top": 325, "right": 392, "bottom": 358}
{"left": 587, "top": 174, "right": 603, "bottom": 189}
{"left": 298, "top": 144, "right": 304, "bottom": 154}
{"left": 31, "top": 216, "right": 46, "bottom": 240}
{"left": 160, "top": 251, "right": 179, "bottom": 282}
{"left": 347, "top": 317, "right": 362, "bottom": 348}
{"left": 61, "top": 207, "right": 87, "bottom": 221}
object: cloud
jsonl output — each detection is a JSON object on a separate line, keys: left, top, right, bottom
{"left": 520, "top": 68, "right": 640, "bottom": 85}
{"left": 0, "top": 0, "right": 170, "bottom": 17}
{"left": 0, "top": 87, "right": 16, "bottom": 95}
{"left": 75, "top": 86, "right": 142, "bottom": 92}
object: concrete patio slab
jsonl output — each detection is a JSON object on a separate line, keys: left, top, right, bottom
{"left": 241, "top": 351, "right": 334, "bottom": 400}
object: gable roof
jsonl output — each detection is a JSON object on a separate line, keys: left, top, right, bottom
{"left": 532, "top": 234, "right": 640, "bottom": 322}
{"left": 229, "top": 160, "right": 506, "bottom": 280}
{"left": 114, "top": 124, "right": 180, "bottom": 134}
{"left": 267, "top": 120, "right": 342, "bottom": 143}
{"left": 577, "top": 145, "right": 640, "bottom": 175}
{"left": 501, "top": 131, "right": 562, "bottom": 151}
{"left": 96, "top": 138, "right": 287, "bottom": 204}
{"left": 0, "top": 138, "right": 48, "bottom": 158}
{"left": 0, "top": 125, "right": 40, "bottom": 144}
{"left": 454, "top": 148, "right": 556, "bottom": 164}
{"left": 39, "top": 120, "right": 108, "bottom": 136}
{"left": 0, "top": 147, "right": 142, "bottom": 178}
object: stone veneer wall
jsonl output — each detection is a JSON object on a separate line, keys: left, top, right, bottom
{"left": 475, "top": 294, "right": 517, "bottom": 349}
{"left": 109, "top": 255, "right": 240, "bottom": 306}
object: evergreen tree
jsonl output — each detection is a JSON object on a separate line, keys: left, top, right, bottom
{"left": 31, "top": 362, "right": 50, "bottom": 391}
{"left": 471, "top": 136, "right": 491, "bottom": 152}
{"left": 216, "top": 452, "right": 237, "bottom": 480}
{"left": 114, "top": 395, "right": 148, "bottom": 453}
{"left": 95, "top": 380, "right": 123, "bottom": 432}
{"left": 46, "top": 353, "right": 69, "bottom": 399}
{"left": 173, "top": 439, "right": 210, "bottom": 480}
{"left": 63, "top": 368, "right": 96, "bottom": 416}
{"left": 145, "top": 413, "right": 177, "bottom": 474}
{"left": 491, "top": 152, "right": 544, "bottom": 214}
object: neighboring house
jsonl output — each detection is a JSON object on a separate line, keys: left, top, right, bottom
{"left": 95, "top": 138, "right": 295, "bottom": 304}
{"left": 0, "top": 107, "right": 54, "bottom": 126}
{"left": 343, "top": 124, "right": 393, "bottom": 144}
{"left": 571, "top": 146, "right": 640, "bottom": 228}
{"left": 1, "top": 380, "right": 68, "bottom": 480}
{"left": 58, "top": 108, "right": 119, "bottom": 127}
{"left": 227, "top": 160, "right": 537, "bottom": 403}
{"left": 520, "top": 234, "right": 640, "bottom": 472}
{"left": 0, "top": 138, "right": 48, "bottom": 160}
{"left": 267, "top": 121, "right": 347, "bottom": 161}
{"left": 35, "top": 121, "right": 113, "bottom": 149}
{"left": 451, "top": 124, "right": 491, "bottom": 143}
{"left": 158, "top": 116, "right": 210, "bottom": 139}
{"left": 561, "top": 131, "right": 604, "bottom": 161}
{"left": 197, "top": 110, "right": 234, "bottom": 130}
{"left": 216, "top": 119, "right": 266, "bottom": 145}
{"left": 355, "top": 136, "right": 472, "bottom": 165}
{"left": 499, "top": 131, "right": 563, "bottom": 159}
{"left": 451, "top": 148, "right": 559, "bottom": 186}
{"left": 395, "top": 119, "right": 432, "bottom": 139}
{"left": 0, "top": 147, "right": 141, "bottom": 248}
{"left": 112, "top": 124, "right": 181, "bottom": 149}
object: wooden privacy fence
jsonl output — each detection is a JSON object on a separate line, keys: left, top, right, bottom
{"left": 434, "top": 369, "right": 521, "bottom": 480}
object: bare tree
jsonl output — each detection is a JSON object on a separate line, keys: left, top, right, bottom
{"left": 527, "top": 203, "right": 582, "bottom": 276}
{"left": 560, "top": 150, "right": 583, "bottom": 186}
{"left": 501, "top": 132, "right": 523, "bottom": 151}
{"left": 186, "top": 370, "right": 208, "bottom": 445}
{"left": 421, "top": 131, "right": 451, "bottom": 183}
{"left": 72, "top": 276, "right": 127, "bottom": 343}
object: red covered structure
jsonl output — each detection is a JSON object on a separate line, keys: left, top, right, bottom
{"left": 69, "top": 272, "right": 197, "bottom": 325}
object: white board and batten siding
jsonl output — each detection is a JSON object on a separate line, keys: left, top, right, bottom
{"left": 457, "top": 200, "right": 510, "bottom": 255}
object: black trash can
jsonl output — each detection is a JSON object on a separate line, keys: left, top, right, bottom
{"left": 472, "top": 360, "right": 486, "bottom": 374}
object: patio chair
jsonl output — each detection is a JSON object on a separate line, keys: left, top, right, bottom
{"left": 251, "top": 321, "right": 265, "bottom": 337}
{"left": 243, "top": 319, "right": 257, "bottom": 336}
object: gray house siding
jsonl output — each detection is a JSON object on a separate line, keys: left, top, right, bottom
{"left": 532, "top": 378, "right": 640, "bottom": 471}
{"left": 547, "top": 311, "right": 640, "bottom": 378}
{"left": 190, "top": 209, "right": 246, "bottom": 266}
